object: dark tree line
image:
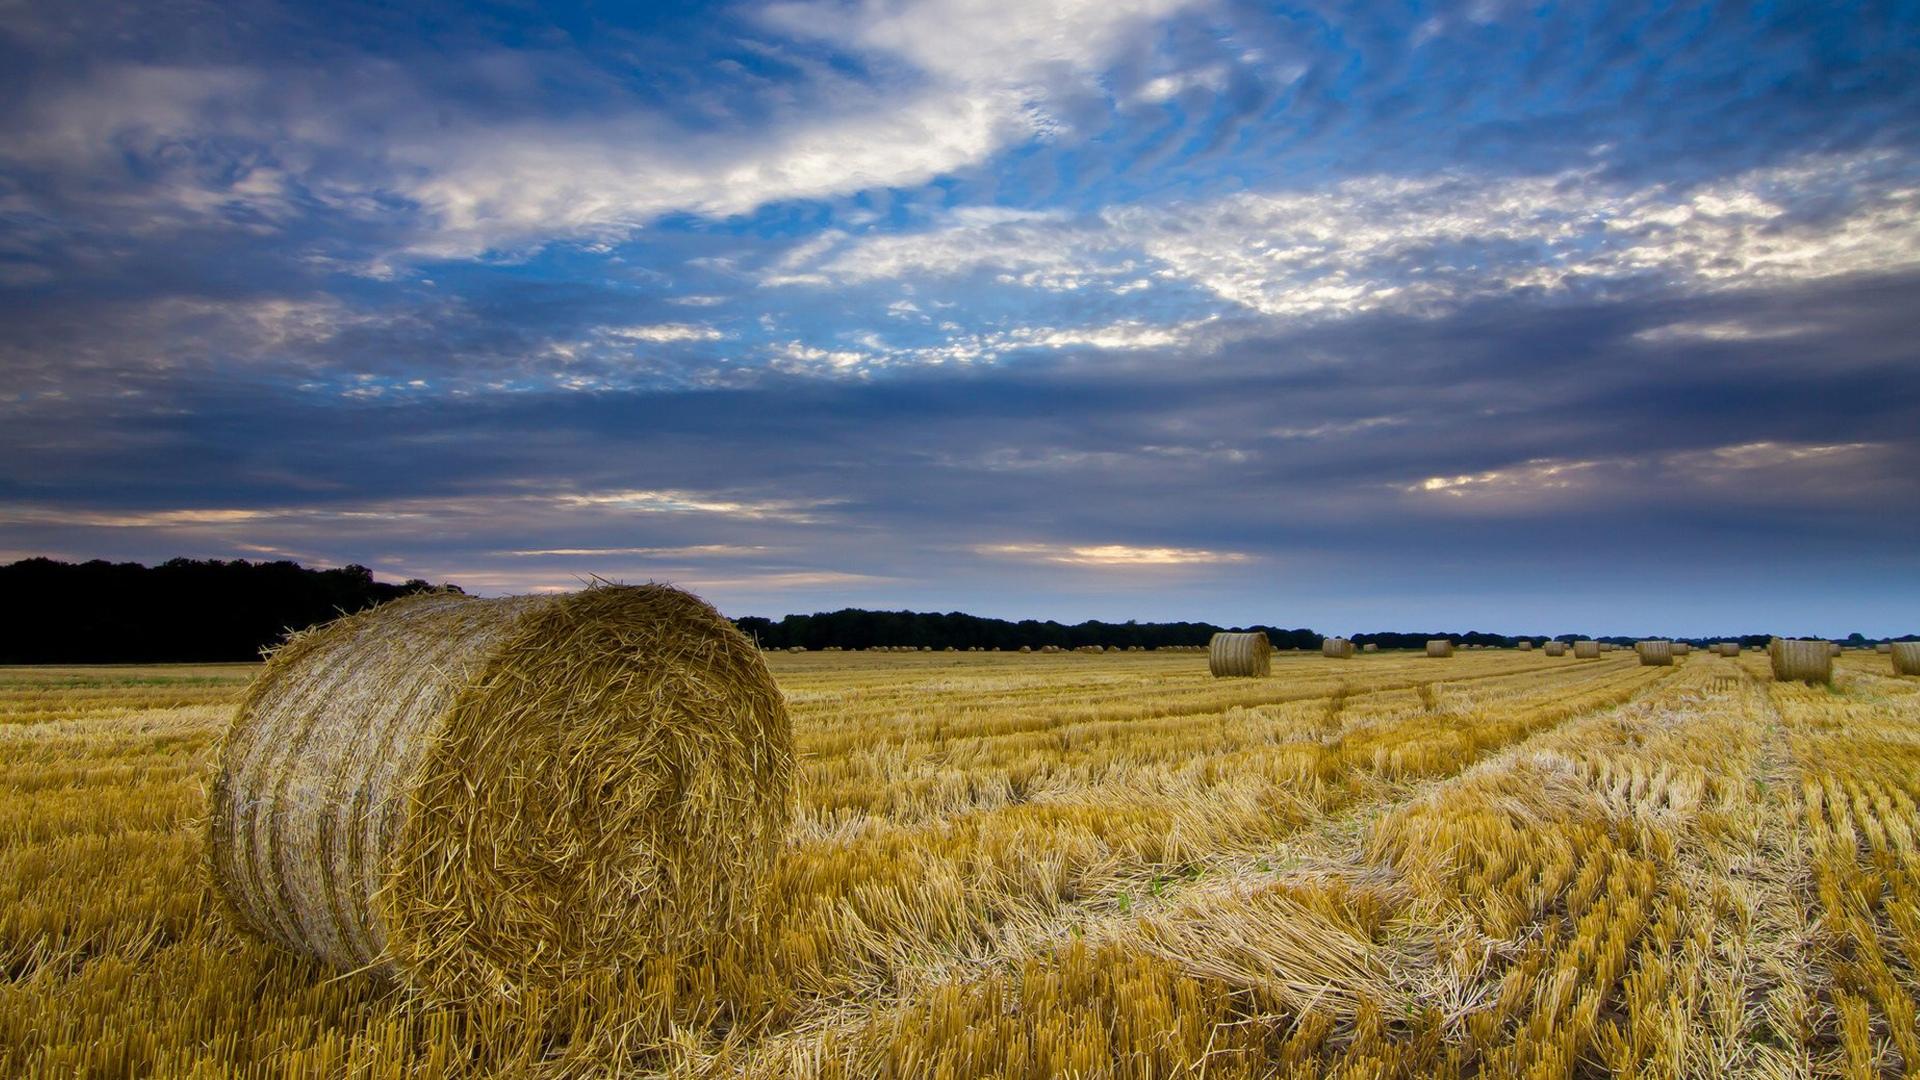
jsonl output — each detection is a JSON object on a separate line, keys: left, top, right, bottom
{"left": 0, "top": 558, "right": 448, "bottom": 663}
{"left": 733, "top": 609, "right": 1321, "bottom": 652}
{"left": 3, "top": 557, "right": 1908, "bottom": 663}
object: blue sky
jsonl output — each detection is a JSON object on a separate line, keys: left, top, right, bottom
{"left": 3, "top": 0, "right": 1918, "bottom": 635}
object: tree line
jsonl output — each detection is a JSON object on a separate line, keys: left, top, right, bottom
{"left": 0, "top": 558, "right": 446, "bottom": 663}
{"left": 1, "top": 558, "right": 1908, "bottom": 663}
{"left": 733, "top": 609, "right": 1320, "bottom": 652}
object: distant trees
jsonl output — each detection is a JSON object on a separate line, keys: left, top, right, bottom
{"left": 7, "top": 557, "right": 1907, "bottom": 663}
{"left": 0, "top": 557, "right": 450, "bottom": 663}
{"left": 733, "top": 609, "right": 1320, "bottom": 653}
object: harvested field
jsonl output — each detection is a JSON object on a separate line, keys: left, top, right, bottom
{"left": 3, "top": 647, "right": 1918, "bottom": 1077}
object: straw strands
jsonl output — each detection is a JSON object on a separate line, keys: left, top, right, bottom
{"left": 1208, "top": 632, "right": 1270, "bottom": 677}
{"left": 18, "top": 643, "right": 1920, "bottom": 1077}
{"left": 1769, "top": 637, "right": 1832, "bottom": 685}
{"left": 205, "top": 585, "right": 793, "bottom": 1003}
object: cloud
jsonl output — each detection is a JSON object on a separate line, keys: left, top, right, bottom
{"left": 498, "top": 545, "right": 769, "bottom": 558}
{"left": 597, "top": 323, "right": 728, "bottom": 343}
{"left": 549, "top": 488, "right": 836, "bottom": 521}
{"left": 770, "top": 151, "right": 1920, "bottom": 327}
{"left": 978, "top": 542, "right": 1251, "bottom": 565}
{"left": 1403, "top": 440, "right": 1891, "bottom": 507}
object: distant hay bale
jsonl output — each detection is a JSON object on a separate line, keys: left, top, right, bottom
{"left": 1018, "top": 645, "right": 1032, "bottom": 653}
{"left": 1769, "top": 638, "right": 1832, "bottom": 685}
{"left": 1573, "top": 640, "right": 1600, "bottom": 659}
{"left": 1544, "top": 642, "right": 1568, "bottom": 657}
{"left": 1425, "top": 639, "right": 1453, "bottom": 658}
{"left": 1828, "top": 643, "right": 1843, "bottom": 657}
{"left": 1362, "top": 643, "right": 1379, "bottom": 653}
{"left": 1322, "top": 637, "right": 1355, "bottom": 659}
{"left": 1717, "top": 642, "right": 1741, "bottom": 657}
{"left": 788, "top": 645, "right": 808, "bottom": 653}
{"left": 1671, "top": 642, "right": 1690, "bottom": 656}
{"left": 1209, "top": 632, "right": 1271, "bottom": 678}
{"left": 1875, "top": 643, "right": 1892, "bottom": 654}
{"left": 1892, "top": 643, "right": 1920, "bottom": 675}
{"left": 1635, "top": 640, "right": 1673, "bottom": 666}
{"left": 1517, "top": 640, "right": 1533, "bottom": 651}
{"left": 206, "top": 586, "right": 792, "bottom": 1003}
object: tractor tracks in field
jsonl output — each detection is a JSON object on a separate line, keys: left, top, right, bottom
{"left": 709, "top": 662, "right": 1686, "bottom": 1076}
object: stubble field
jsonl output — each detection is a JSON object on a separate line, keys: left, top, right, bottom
{"left": 2, "top": 647, "right": 1917, "bottom": 1078}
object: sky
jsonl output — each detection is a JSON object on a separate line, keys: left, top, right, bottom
{"left": 2, "top": 0, "right": 1918, "bottom": 637}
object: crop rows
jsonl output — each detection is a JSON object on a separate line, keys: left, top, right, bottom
{"left": 1, "top": 650, "right": 1914, "bottom": 1077}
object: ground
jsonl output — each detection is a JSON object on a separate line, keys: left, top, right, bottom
{"left": 2, "top": 648, "right": 1916, "bottom": 1078}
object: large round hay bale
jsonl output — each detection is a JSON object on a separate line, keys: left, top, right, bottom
{"left": 1671, "top": 642, "right": 1690, "bottom": 656}
{"left": 1425, "top": 639, "right": 1453, "bottom": 658}
{"left": 1573, "top": 640, "right": 1600, "bottom": 659}
{"left": 1891, "top": 643, "right": 1920, "bottom": 675}
{"left": 1322, "top": 637, "right": 1355, "bottom": 659}
{"left": 1543, "top": 641, "right": 1568, "bottom": 657}
{"left": 1828, "top": 643, "right": 1843, "bottom": 657}
{"left": 1769, "top": 638, "right": 1832, "bottom": 685}
{"left": 1209, "top": 632, "right": 1270, "bottom": 678}
{"left": 1517, "top": 640, "right": 1533, "bottom": 651}
{"left": 1875, "top": 643, "right": 1892, "bottom": 654}
{"left": 1717, "top": 642, "right": 1741, "bottom": 657}
{"left": 206, "top": 586, "right": 792, "bottom": 1003}
{"left": 1635, "top": 640, "right": 1673, "bottom": 666}
{"left": 1362, "top": 642, "right": 1379, "bottom": 653}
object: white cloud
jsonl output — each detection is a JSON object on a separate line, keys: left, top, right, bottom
{"left": 977, "top": 541, "right": 1250, "bottom": 566}
{"left": 597, "top": 323, "right": 727, "bottom": 343}
{"left": 553, "top": 488, "right": 835, "bottom": 521}
{"left": 1631, "top": 320, "right": 1820, "bottom": 344}
{"left": 769, "top": 151, "right": 1920, "bottom": 327}
{"left": 1403, "top": 440, "right": 1889, "bottom": 507}
{"left": 1408, "top": 458, "right": 1607, "bottom": 497}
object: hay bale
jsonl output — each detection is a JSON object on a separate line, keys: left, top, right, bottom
{"left": 1425, "top": 639, "right": 1453, "bottom": 658}
{"left": 1875, "top": 643, "right": 1892, "bottom": 654}
{"left": 1891, "top": 643, "right": 1920, "bottom": 675}
{"left": 1362, "top": 643, "right": 1379, "bottom": 653}
{"left": 1322, "top": 637, "right": 1355, "bottom": 659}
{"left": 1635, "top": 640, "right": 1673, "bottom": 666}
{"left": 1671, "top": 642, "right": 1690, "bottom": 656}
{"left": 206, "top": 586, "right": 791, "bottom": 1003}
{"left": 1209, "top": 632, "right": 1270, "bottom": 678}
{"left": 1828, "top": 643, "right": 1843, "bottom": 657}
{"left": 1769, "top": 638, "right": 1832, "bottom": 685}
{"left": 1544, "top": 642, "right": 1568, "bottom": 657}
{"left": 1018, "top": 645, "right": 1032, "bottom": 653}
{"left": 1573, "top": 640, "right": 1600, "bottom": 659}
{"left": 1517, "top": 640, "right": 1533, "bottom": 651}
{"left": 1717, "top": 642, "right": 1741, "bottom": 657}
{"left": 788, "top": 645, "right": 807, "bottom": 653}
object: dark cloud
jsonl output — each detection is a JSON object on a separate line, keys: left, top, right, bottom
{"left": 4, "top": 0, "right": 1919, "bottom": 629}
